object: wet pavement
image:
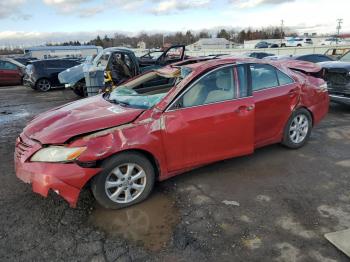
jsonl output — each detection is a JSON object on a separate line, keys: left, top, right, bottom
{"left": 0, "top": 85, "right": 350, "bottom": 261}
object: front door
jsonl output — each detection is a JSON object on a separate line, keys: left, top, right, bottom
{"left": 161, "top": 65, "right": 254, "bottom": 172}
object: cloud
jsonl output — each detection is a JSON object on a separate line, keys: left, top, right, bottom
{"left": 0, "top": 0, "right": 31, "bottom": 20}
{"left": 43, "top": 0, "right": 211, "bottom": 16}
{"left": 230, "top": 0, "right": 295, "bottom": 8}
{"left": 150, "top": 0, "right": 211, "bottom": 14}
{"left": 43, "top": 0, "right": 91, "bottom": 13}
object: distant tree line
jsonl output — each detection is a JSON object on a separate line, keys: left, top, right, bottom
{"left": 86, "top": 26, "right": 293, "bottom": 48}
{"left": 0, "top": 26, "right": 296, "bottom": 55}
{"left": 0, "top": 48, "right": 23, "bottom": 55}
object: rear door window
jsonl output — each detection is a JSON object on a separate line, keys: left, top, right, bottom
{"left": 276, "top": 70, "right": 294, "bottom": 85}
{"left": 250, "top": 64, "right": 279, "bottom": 91}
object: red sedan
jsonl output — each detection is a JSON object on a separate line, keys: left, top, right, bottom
{"left": 0, "top": 58, "right": 24, "bottom": 86}
{"left": 15, "top": 58, "right": 329, "bottom": 209}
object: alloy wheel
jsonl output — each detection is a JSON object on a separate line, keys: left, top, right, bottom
{"left": 37, "top": 79, "right": 51, "bottom": 91}
{"left": 289, "top": 114, "right": 309, "bottom": 144}
{"left": 105, "top": 163, "right": 147, "bottom": 204}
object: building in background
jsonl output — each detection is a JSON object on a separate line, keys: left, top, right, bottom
{"left": 24, "top": 45, "right": 103, "bottom": 59}
{"left": 187, "top": 38, "right": 236, "bottom": 50}
{"left": 137, "top": 41, "right": 146, "bottom": 49}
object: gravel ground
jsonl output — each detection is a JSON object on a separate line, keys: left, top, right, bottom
{"left": 0, "top": 85, "right": 349, "bottom": 262}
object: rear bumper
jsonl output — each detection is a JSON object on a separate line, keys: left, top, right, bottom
{"left": 23, "top": 77, "right": 35, "bottom": 87}
{"left": 329, "top": 94, "right": 350, "bottom": 105}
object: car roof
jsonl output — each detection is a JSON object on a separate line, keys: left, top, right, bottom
{"left": 182, "top": 56, "right": 321, "bottom": 74}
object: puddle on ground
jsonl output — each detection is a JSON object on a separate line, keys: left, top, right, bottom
{"left": 89, "top": 192, "right": 179, "bottom": 251}
{"left": 0, "top": 109, "right": 30, "bottom": 124}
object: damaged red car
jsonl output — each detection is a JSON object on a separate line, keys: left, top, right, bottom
{"left": 15, "top": 58, "right": 329, "bottom": 209}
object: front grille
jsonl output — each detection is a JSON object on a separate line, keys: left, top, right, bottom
{"left": 15, "top": 136, "right": 34, "bottom": 160}
{"left": 325, "top": 71, "right": 350, "bottom": 94}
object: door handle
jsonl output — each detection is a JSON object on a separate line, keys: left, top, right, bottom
{"left": 234, "top": 105, "right": 254, "bottom": 113}
{"left": 246, "top": 105, "right": 255, "bottom": 111}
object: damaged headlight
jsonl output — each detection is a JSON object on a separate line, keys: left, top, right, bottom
{"left": 30, "top": 146, "right": 86, "bottom": 163}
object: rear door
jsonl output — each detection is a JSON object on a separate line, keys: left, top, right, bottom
{"left": 250, "top": 63, "right": 298, "bottom": 147}
{"left": 161, "top": 64, "right": 254, "bottom": 172}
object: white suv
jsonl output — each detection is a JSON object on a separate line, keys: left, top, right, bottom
{"left": 282, "top": 38, "right": 313, "bottom": 47}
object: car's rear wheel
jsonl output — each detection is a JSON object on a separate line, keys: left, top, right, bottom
{"left": 282, "top": 108, "right": 312, "bottom": 149}
{"left": 36, "top": 79, "right": 51, "bottom": 92}
{"left": 91, "top": 152, "right": 155, "bottom": 209}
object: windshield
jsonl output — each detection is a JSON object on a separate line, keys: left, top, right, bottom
{"left": 107, "top": 70, "right": 180, "bottom": 109}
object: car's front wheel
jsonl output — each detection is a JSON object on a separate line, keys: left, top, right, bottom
{"left": 282, "top": 108, "right": 312, "bottom": 149}
{"left": 36, "top": 78, "right": 51, "bottom": 92}
{"left": 91, "top": 152, "right": 155, "bottom": 209}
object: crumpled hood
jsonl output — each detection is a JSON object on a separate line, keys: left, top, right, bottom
{"left": 24, "top": 95, "right": 145, "bottom": 144}
{"left": 318, "top": 61, "right": 350, "bottom": 71}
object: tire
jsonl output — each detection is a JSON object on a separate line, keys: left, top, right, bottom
{"left": 91, "top": 152, "right": 155, "bottom": 209}
{"left": 297, "top": 44, "right": 302, "bottom": 47}
{"left": 36, "top": 78, "right": 51, "bottom": 92}
{"left": 282, "top": 108, "right": 312, "bottom": 149}
{"left": 72, "top": 80, "right": 87, "bottom": 97}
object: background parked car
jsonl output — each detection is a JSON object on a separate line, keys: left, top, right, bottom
{"left": 59, "top": 45, "right": 186, "bottom": 97}
{"left": 254, "top": 41, "right": 271, "bottom": 49}
{"left": 282, "top": 38, "right": 313, "bottom": 47}
{"left": 264, "top": 54, "right": 334, "bottom": 64}
{"left": 0, "top": 58, "right": 25, "bottom": 86}
{"left": 24, "top": 59, "right": 81, "bottom": 92}
{"left": 321, "top": 37, "right": 344, "bottom": 46}
{"left": 244, "top": 52, "right": 275, "bottom": 59}
{"left": 319, "top": 51, "right": 350, "bottom": 105}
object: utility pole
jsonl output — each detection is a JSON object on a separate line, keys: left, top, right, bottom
{"left": 336, "top": 18, "right": 343, "bottom": 44}
{"left": 280, "top": 19, "right": 284, "bottom": 46}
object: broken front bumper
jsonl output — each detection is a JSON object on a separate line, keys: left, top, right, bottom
{"left": 14, "top": 135, "right": 101, "bottom": 207}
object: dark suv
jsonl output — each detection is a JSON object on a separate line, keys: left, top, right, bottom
{"left": 24, "top": 59, "right": 81, "bottom": 91}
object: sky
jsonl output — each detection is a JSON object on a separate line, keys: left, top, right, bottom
{"left": 0, "top": 0, "right": 350, "bottom": 46}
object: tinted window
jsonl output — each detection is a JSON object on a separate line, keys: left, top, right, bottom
{"left": 250, "top": 64, "right": 278, "bottom": 91}
{"left": 276, "top": 70, "right": 294, "bottom": 85}
{"left": 181, "top": 66, "right": 235, "bottom": 108}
